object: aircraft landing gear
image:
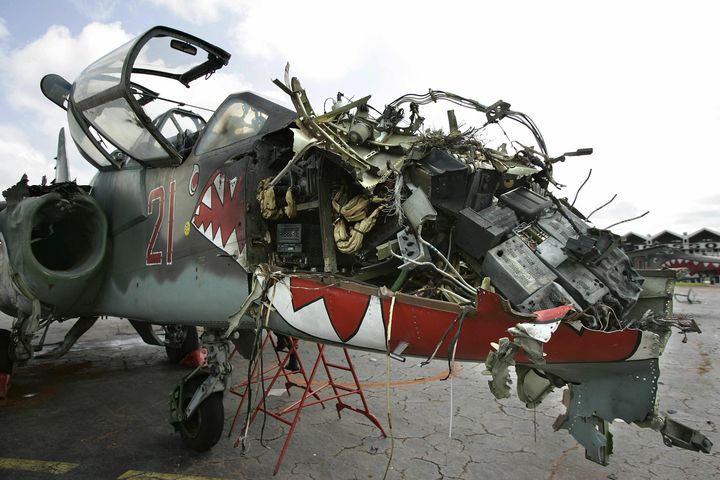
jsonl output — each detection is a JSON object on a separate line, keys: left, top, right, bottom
{"left": 176, "top": 374, "right": 224, "bottom": 451}
{"left": 164, "top": 326, "right": 199, "bottom": 364}
{"left": 170, "top": 329, "right": 231, "bottom": 452}
{"left": 128, "top": 321, "right": 200, "bottom": 364}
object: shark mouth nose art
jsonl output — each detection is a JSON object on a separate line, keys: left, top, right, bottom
{"left": 191, "top": 169, "right": 246, "bottom": 259}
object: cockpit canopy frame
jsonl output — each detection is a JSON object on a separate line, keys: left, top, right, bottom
{"left": 63, "top": 26, "right": 230, "bottom": 170}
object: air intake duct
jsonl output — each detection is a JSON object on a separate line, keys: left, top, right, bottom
{"left": 2, "top": 190, "right": 107, "bottom": 313}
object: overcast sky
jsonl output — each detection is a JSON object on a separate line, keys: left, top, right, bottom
{"left": 0, "top": 1, "right": 718, "bottom": 237}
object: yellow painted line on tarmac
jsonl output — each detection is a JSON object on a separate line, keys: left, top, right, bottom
{"left": 118, "top": 470, "right": 226, "bottom": 480}
{"left": 0, "top": 457, "right": 79, "bottom": 474}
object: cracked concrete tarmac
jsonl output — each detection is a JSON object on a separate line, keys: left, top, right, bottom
{"left": 1, "top": 286, "right": 718, "bottom": 479}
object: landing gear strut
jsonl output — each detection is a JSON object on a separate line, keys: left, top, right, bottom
{"left": 170, "top": 329, "right": 231, "bottom": 452}
{"left": 128, "top": 321, "right": 199, "bottom": 364}
{"left": 164, "top": 325, "right": 199, "bottom": 364}
{"left": 175, "top": 373, "right": 224, "bottom": 451}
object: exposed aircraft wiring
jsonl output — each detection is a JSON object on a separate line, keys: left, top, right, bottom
{"left": 444, "top": 228, "right": 454, "bottom": 272}
{"left": 605, "top": 210, "right": 650, "bottom": 230}
{"left": 388, "top": 90, "right": 547, "bottom": 154}
{"left": 417, "top": 226, "right": 476, "bottom": 295}
{"left": 389, "top": 251, "right": 476, "bottom": 297}
{"left": 449, "top": 376, "right": 454, "bottom": 438}
{"left": 382, "top": 295, "right": 397, "bottom": 480}
{"left": 268, "top": 139, "right": 319, "bottom": 187}
{"left": 605, "top": 304, "right": 622, "bottom": 331}
{"left": 548, "top": 195, "right": 583, "bottom": 236}
{"left": 238, "top": 305, "right": 265, "bottom": 453}
{"left": 238, "top": 283, "right": 276, "bottom": 453}
{"left": 444, "top": 308, "right": 469, "bottom": 442}
{"left": 442, "top": 308, "right": 469, "bottom": 381}
{"left": 258, "top": 328, "right": 269, "bottom": 448}
{"left": 132, "top": 89, "right": 216, "bottom": 113}
{"left": 495, "top": 122, "right": 515, "bottom": 152}
{"left": 258, "top": 286, "right": 277, "bottom": 448}
{"left": 420, "top": 310, "right": 465, "bottom": 367}
{"left": 587, "top": 193, "right": 617, "bottom": 219}
{"left": 438, "top": 287, "right": 472, "bottom": 305}
{"left": 571, "top": 169, "right": 592, "bottom": 207}
{"left": 415, "top": 307, "right": 468, "bottom": 441}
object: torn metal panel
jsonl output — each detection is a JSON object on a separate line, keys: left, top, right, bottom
{"left": 401, "top": 187, "right": 437, "bottom": 230}
{"left": 484, "top": 315, "right": 561, "bottom": 401}
{"left": 658, "top": 417, "right": 713, "bottom": 454}
{"left": 283, "top": 76, "right": 382, "bottom": 185}
{"left": 510, "top": 319, "right": 561, "bottom": 344}
{"left": 548, "top": 360, "right": 660, "bottom": 465}
{"left": 626, "top": 268, "right": 678, "bottom": 321}
{"left": 485, "top": 337, "right": 518, "bottom": 399}
{"left": 515, "top": 366, "right": 555, "bottom": 408}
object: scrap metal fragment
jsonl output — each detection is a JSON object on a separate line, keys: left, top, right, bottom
{"left": 516, "top": 366, "right": 555, "bottom": 408}
{"left": 225, "top": 271, "right": 267, "bottom": 337}
{"left": 636, "top": 415, "right": 713, "bottom": 454}
{"left": 485, "top": 319, "right": 559, "bottom": 400}
{"left": 550, "top": 359, "right": 662, "bottom": 465}
{"left": 401, "top": 187, "right": 437, "bottom": 230}
{"left": 282, "top": 75, "right": 374, "bottom": 177}
{"left": 484, "top": 337, "right": 518, "bottom": 399}
{"left": 674, "top": 288, "right": 700, "bottom": 304}
{"left": 660, "top": 417, "right": 713, "bottom": 453}
{"left": 553, "top": 387, "right": 613, "bottom": 465}
{"left": 506, "top": 330, "right": 545, "bottom": 364}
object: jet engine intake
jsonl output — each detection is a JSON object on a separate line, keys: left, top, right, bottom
{"left": 0, "top": 188, "right": 108, "bottom": 315}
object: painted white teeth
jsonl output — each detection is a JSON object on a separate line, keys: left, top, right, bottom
{"left": 211, "top": 224, "right": 222, "bottom": 244}
{"left": 201, "top": 187, "right": 212, "bottom": 208}
{"left": 213, "top": 174, "right": 225, "bottom": 206}
{"left": 229, "top": 177, "right": 237, "bottom": 198}
{"left": 227, "top": 230, "right": 237, "bottom": 249}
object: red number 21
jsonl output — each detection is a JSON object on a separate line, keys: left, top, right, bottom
{"left": 146, "top": 181, "right": 176, "bottom": 266}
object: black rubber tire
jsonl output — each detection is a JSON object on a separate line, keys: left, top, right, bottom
{"left": 0, "top": 329, "right": 12, "bottom": 374}
{"left": 178, "top": 375, "right": 224, "bottom": 452}
{"left": 165, "top": 326, "right": 199, "bottom": 364}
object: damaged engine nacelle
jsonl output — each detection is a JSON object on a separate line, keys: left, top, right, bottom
{"left": 0, "top": 183, "right": 108, "bottom": 317}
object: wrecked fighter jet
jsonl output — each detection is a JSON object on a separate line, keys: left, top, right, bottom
{"left": 0, "top": 26, "right": 712, "bottom": 465}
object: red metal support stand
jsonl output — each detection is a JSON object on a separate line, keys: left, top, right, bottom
{"left": 229, "top": 332, "right": 386, "bottom": 475}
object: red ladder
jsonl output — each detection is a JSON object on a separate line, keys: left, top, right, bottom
{"left": 228, "top": 332, "right": 386, "bottom": 475}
